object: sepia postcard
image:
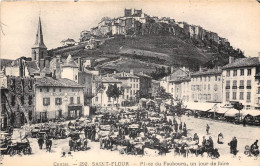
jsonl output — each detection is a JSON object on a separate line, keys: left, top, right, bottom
{"left": 0, "top": 0, "right": 260, "bottom": 166}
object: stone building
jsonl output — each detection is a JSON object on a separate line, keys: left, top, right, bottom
{"left": 34, "top": 77, "right": 84, "bottom": 122}
{"left": 222, "top": 56, "right": 260, "bottom": 110}
{"left": 191, "top": 67, "right": 223, "bottom": 103}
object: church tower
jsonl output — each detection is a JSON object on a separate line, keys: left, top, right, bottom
{"left": 32, "top": 17, "right": 47, "bottom": 69}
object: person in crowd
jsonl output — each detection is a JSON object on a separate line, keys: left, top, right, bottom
{"left": 208, "top": 136, "right": 214, "bottom": 149}
{"left": 206, "top": 124, "right": 210, "bottom": 135}
{"left": 217, "top": 132, "right": 224, "bottom": 144}
{"left": 37, "top": 136, "right": 44, "bottom": 150}
{"left": 229, "top": 137, "right": 237, "bottom": 156}
{"left": 179, "top": 122, "right": 183, "bottom": 131}
{"left": 193, "top": 133, "right": 199, "bottom": 144}
{"left": 251, "top": 140, "right": 259, "bottom": 156}
{"left": 61, "top": 152, "right": 66, "bottom": 157}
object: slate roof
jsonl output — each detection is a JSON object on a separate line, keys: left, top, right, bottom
{"left": 223, "top": 57, "right": 260, "bottom": 69}
{"left": 94, "top": 76, "right": 121, "bottom": 83}
{"left": 35, "top": 77, "right": 84, "bottom": 88}
{"left": 169, "top": 77, "right": 191, "bottom": 83}
{"left": 25, "top": 61, "right": 40, "bottom": 74}
{"left": 0, "top": 59, "right": 13, "bottom": 69}
{"left": 112, "top": 72, "right": 139, "bottom": 79}
{"left": 191, "top": 68, "right": 222, "bottom": 77}
{"left": 62, "top": 55, "right": 78, "bottom": 68}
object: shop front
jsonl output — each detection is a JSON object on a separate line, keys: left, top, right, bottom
{"left": 67, "top": 105, "right": 83, "bottom": 120}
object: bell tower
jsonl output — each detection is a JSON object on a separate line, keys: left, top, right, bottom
{"left": 32, "top": 17, "right": 47, "bottom": 69}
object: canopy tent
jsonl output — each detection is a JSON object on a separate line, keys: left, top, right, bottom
{"left": 241, "top": 109, "right": 260, "bottom": 118}
{"left": 185, "top": 102, "right": 216, "bottom": 112}
{"left": 224, "top": 109, "right": 240, "bottom": 117}
{"left": 209, "top": 105, "right": 231, "bottom": 114}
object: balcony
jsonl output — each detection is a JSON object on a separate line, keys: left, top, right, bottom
{"left": 225, "top": 86, "right": 230, "bottom": 89}
{"left": 239, "top": 86, "right": 244, "bottom": 89}
{"left": 246, "top": 86, "right": 252, "bottom": 89}
{"left": 232, "top": 86, "right": 237, "bottom": 89}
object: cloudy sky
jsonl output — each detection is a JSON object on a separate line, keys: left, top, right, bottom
{"left": 1, "top": 0, "right": 260, "bottom": 60}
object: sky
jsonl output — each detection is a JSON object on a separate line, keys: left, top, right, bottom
{"left": 1, "top": 0, "right": 260, "bottom": 60}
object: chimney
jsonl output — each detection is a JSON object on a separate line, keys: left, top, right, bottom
{"left": 182, "top": 66, "right": 186, "bottom": 71}
{"left": 171, "top": 66, "right": 174, "bottom": 73}
{"left": 229, "top": 56, "right": 235, "bottom": 64}
{"left": 78, "top": 57, "right": 82, "bottom": 71}
{"left": 39, "top": 59, "right": 45, "bottom": 70}
{"left": 45, "top": 56, "right": 50, "bottom": 68}
{"left": 55, "top": 55, "right": 61, "bottom": 79}
{"left": 130, "top": 69, "right": 134, "bottom": 75}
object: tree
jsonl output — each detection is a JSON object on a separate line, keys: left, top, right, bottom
{"left": 106, "top": 84, "right": 121, "bottom": 107}
{"left": 155, "top": 86, "right": 173, "bottom": 100}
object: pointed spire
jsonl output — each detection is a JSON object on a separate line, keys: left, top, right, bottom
{"left": 33, "top": 17, "right": 47, "bottom": 48}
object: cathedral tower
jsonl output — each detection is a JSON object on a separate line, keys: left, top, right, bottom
{"left": 32, "top": 17, "right": 47, "bottom": 69}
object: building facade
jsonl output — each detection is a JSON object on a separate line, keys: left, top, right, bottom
{"left": 35, "top": 77, "right": 84, "bottom": 122}
{"left": 222, "top": 56, "right": 260, "bottom": 109}
{"left": 191, "top": 67, "right": 223, "bottom": 103}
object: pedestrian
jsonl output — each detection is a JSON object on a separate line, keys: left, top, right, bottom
{"left": 46, "top": 137, "right": 52, "bottom": 152}
{"left": 229, "top": 137, "right": 237, "bottom": 156}
{"left": 179, "top": 122, "right": 182, "bottom": 131}
{"left": 38, "top": 136, "right": 44, "bottom": 149}
{"left": 206, "top": 124, "right": 210, "bottom": 135}
{"left": 217, "top": 133, "right": 224, "bottom": 144}
{"left": 193, "top": 133, "right": 199, "bottom": 144}
{"left": 61, "top": 152, "right": 66, "bottom": 157}
{"left": 208, "top": 136, "right": 214, "bottom": 149}
{"left": 243, "top": 118, "right": 246, "bottom": 127}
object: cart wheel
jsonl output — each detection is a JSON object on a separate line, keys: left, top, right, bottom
{"left": 8, "top": 148, "right": 15, "bottom": 157}
{"left": 244, "top": 151, "right": 249, "bottom": 156}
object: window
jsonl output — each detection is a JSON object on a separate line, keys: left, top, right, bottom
{"left": 207, "top": 94, "right": 211, "bottom": 100}
{"left": 240, "top": 80, "right": 244, "bottom": 88}
{"left": 136, "top": 84, "right": 138, "bottom": 88}
{"left": 226, "top": 80, "right": 230, "bottom": 89}
{"left": 43, "top": 98, "right": 50, "bottom": 106}
{"left": 208, "top": 77, "right": 211, "bottom": 81}
{"left": 232, "top": 92, "right": 237, "bottom": 100}
{"left": 40, "top": 88, "right": 42, "bottom": 92}
{"left": 59, "top": 88, "right": 62, "bottom": 92}
{"left": 204, "top": 77, "right": 206, "bottom": 81}
{"left": 232, "top": 80, "right": 237, "bottom": 89}
{"left": 134, "top": 84, "right": 135, "bottom": 88}
{"left": 258, "top": 87, "right": 260, "bottom": 94}
{"left": 95, "top": 97, "right": 98, "bottom": 102}
{"left": 240, "top": 69, "right": 244, "bottom": 76}
{"left": 28, "top": 95, "right": 33, "bottom": 105}
{"left": 246, "top": 105, "right": 251, "bottom": 110}
{"left": 77, "top": 97, "right": 80, "bottom": 104}
{"left": 226, "top": 92, "right": 230, "bottom": 101}
{"left": 20, "top": 96, "right": 24, "bottom": 105}
{"left": 227, "top": 70, "right": 230, "bottom": 77}
{"left": 53, "top": 88, "right": 55, "bottom": 92}
{"left": 233, "top": 70, "right": 237, "bottom": 76}
{"left": 47, "top": 88, "right": 49, "bottom": 92}
{"left": 28, "top": 80, "right": 33, "bottom": 90}
{"left": 55, "top": 98, "right": 62, "bottom": 105}
{"left": 171, "top": 88, "right": 173, "bottom": 93}
{"left": 11, "top": 95, "right": 15, "bottom": 106}
{"left": 70, "top": 97, "right": 74, "bottom": 104}
{"left": 246, "top": 92, "right": 251, "bottom": 102}
{"left": 208, "top": 84, "right": 210, "bottom": 90}
{"left": 239, "top": 92, "right": 244, "bottom": 100}
{"left": 247, "top": 69, "right": 251, "bottom": 76}
{"left": 215, "top": 76, "right": 217, "bottom": 81}
{"left": 130, "top": 78, "right": 132, "bottom": 82}
{"left": 247, "top": 80, "right": 251, "bottom": 89}
{"left": 75, "top": 75, "right": 77, "bottom": 80}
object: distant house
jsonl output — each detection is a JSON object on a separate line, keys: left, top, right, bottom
{"left": 189, "top": 25, "right": 195, "bottom": 39}
{"left": 61, "top": 38, "right": 76, "bottom": 46}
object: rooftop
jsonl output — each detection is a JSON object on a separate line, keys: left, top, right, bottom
{"left": 94, "top": 76, "right": 121, "bottom": 83}
{"left": 35, "top": 77, "right": 84, "bottom": 88}
{"left": 191, "top": 68, "right": 222, "bottom": 77}
{"left": 223, "top": 57, "right": 260, "bottom": 69}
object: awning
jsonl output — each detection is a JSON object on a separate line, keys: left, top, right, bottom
{"left": 224, "top": 109, "right": 240, "bottom": 117}
{"left": 209, "top": 106, "right": 231, "bottom": 114}
{"left": 241, "top": 109, "right": 260, "bottom": 118}
{"left": 185, "top": 102, "right": 216, "bottom": 112}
